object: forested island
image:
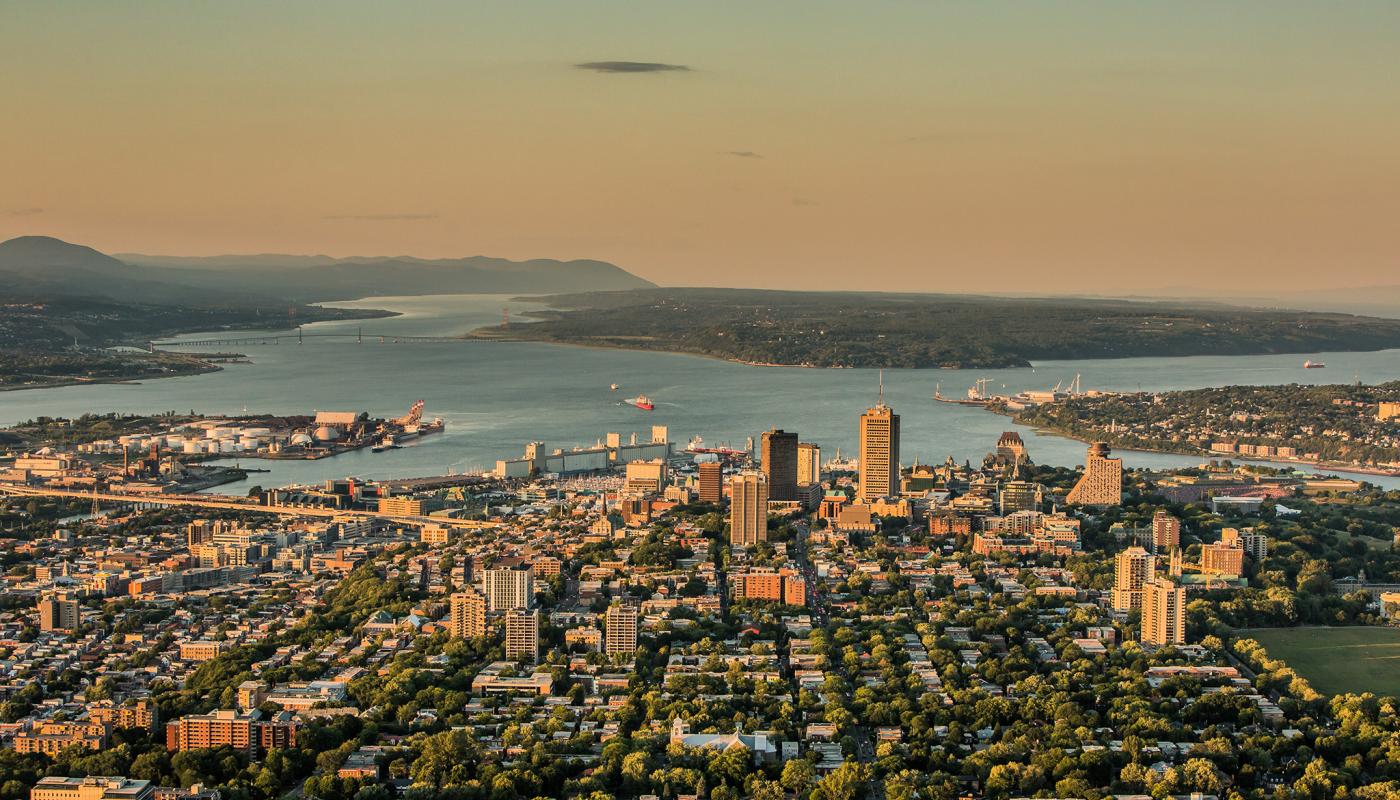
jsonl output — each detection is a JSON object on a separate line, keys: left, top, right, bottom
{"left": 474, "top": 288, "right": 1400, "bottom": 369}
{"left": 1010, "top": 382, "right": 1400, "bottom": 472}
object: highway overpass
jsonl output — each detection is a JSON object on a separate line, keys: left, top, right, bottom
{"left": 0, "top": 484, "right": 500, "bottom": 531}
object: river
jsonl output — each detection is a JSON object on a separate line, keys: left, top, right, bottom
{"left": 3, "top": 294, "right": 1398, "bottom": 492}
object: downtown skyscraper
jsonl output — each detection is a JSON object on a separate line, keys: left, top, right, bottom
{"left": 729, "top": 470, "right": 769, "bottom": 546}
{"left": 858, "top": 375, "right": 900, "bottom": 503}
{"left": 760, "top": 429, "right": 799, "bottom": 501}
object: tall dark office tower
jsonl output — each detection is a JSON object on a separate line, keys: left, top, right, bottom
{"left": 760, "top": 429, "right": 799, "bottom": 501}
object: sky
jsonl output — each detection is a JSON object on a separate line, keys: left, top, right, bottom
{"left": 2, "top": 1, "right": 1398, "bottom": 293}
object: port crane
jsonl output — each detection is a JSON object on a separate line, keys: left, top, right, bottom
{"left": 393, "top": 400, "right": 426, "bottom": 429}
{"left": 969, "top": 376, "right": 993, "bottom": 401}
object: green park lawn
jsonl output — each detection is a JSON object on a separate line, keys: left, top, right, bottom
{"left": 1247, "top": 626, "right": 1400, "bottom": 697}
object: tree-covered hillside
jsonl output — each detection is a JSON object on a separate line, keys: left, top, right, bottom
{"left": 477, "top": 288, "right": 1400, "bottom": 368}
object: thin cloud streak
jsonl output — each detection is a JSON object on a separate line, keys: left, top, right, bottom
{"left": 574, "top": 61, "right": 690, "bottom": 74}
{"left": 324, "top": 213, "right": 438, "bottom": 221}
{"left": 725, "top": 151, "right": 764, "bottom": 159}
{"left": 3, "top": 207, "right": 45, "bottom": 217}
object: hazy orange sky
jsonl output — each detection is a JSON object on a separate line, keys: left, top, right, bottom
{"left": 3, "top": 2, "right": 1398, "bottom": 293}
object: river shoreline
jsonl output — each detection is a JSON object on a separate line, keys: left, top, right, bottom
{"left": 0, "top": 357, "right": 224, "bottom": 393}
{"left": 998, "top": 413, "right": 1400, "bottom": 480}
{"left": 7, "top": 293, "right": 1400, "bottom": 493}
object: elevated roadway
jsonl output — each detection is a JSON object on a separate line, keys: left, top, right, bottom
{"left": 0, "top": 484, "right": 499, "bottom": 531}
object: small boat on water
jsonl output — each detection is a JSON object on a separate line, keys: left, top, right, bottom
{"left": 625, "top": 394, "right": 654, "bottom": 410}
{"left": 610, "top": 383, "right": 620, "bottom": 391}
{"left": 1304, "top": 360, "right": 1326, "bottom": 369}
{"left": 371, "top": 434, "right": 400, "bottom": 453}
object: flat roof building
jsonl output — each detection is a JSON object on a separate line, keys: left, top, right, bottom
{"left": 605, "top": 603, "right": 639, "bottom": 658}
{"left": 30, "top": 777, "right": 154, "bottom": 800}
{"left": 697, "top": 461, "right": 723, "bottom": 504}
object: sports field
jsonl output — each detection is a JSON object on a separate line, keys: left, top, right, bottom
{"left": 1246, "top": 627, "right": 1400, "bottom": 697}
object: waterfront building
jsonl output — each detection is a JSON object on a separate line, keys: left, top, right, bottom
{"left": 1111, "top": 546, "right": 1156, "bottom": 612}
{"left": 450, "top": 589, "right": 488, "bottom": 639}
{"left": 797, "top": 442, "right": 821, "bottom": 486}
{"left": 604, "top": 603, "right": 639, "bottom": 658}
{"left": 1150, "top": 510, "right": 1181, "bottom": 554}
{"left": 1141, "top": 578, "right": 1187, "bottom": 645}
{"left": 858, "top": 388, "right": 900, "bottom": 502}
{"left": 482, "top": 566, "right": 534, "bottom": 611}
{"left": 37, "top": 593, "right": 80, "bottom": 632}
{"left": 504, "top": 609, "right": 540, "bottom": 663}
{"left": 495, "top": 431, "right": 672, "bottom": 478}
{"left": 729, "top": 470, "right": 769, "bottom": 547}
{"left": 760, "top": 429, "right": 799, "bottom": 502}
{"left": 996, "top": 431, "right": 1028, "bottom": 462}
{"left": 1066, "top": 442, "right": 1123, "bottom": 507}
{"left": 697, "top": 461, "right": 723, "bottom": 503}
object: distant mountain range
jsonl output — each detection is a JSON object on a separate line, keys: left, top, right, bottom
{"left": 0, "top": 236, "right": 654, "bottom": 307}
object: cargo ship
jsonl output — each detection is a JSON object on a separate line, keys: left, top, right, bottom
{"left": 932, "top": 378, "right": 999, "bottom": 406}
{"left": 685, "top": 435, "right": 747, "bottom": 457}
{"left": 625, "top": 395, "right": 654, "bottom": 410}
{"left": 1303, "top": 360, "right": 1325, "bottom": 369}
